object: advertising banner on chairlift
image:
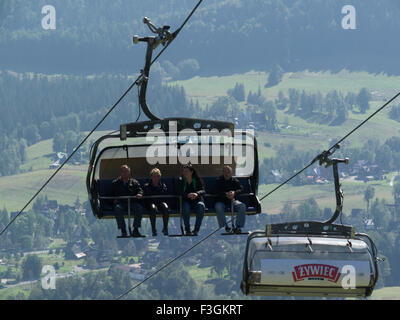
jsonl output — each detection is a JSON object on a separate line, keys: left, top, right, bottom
{"left": 260, "top": 259, "right": 371, "bottom": 287}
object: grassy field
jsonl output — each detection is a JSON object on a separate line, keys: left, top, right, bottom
{"left": 171, "top": 70, "right": 400, "bottom": 105}
{"left": 187, "top": 265, "right": 212, "bottom": 281}
{"left": 0, "top": 130, "right": 114, "bottom": 212}
{"left": 0, "top": 167, "right": 87, "bottom": 212}
{"left": 259, "top": 178, "right": 395, "bottom": 214}
{"left": 0, "top": 284, "right": 31, "bottom": 300}
{"left": 171, "top": 70, "right": 400, "bottom": 161}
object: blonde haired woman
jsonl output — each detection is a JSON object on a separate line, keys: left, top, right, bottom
{"left": 143, "top": 168, "right": 170, "bottom": 236}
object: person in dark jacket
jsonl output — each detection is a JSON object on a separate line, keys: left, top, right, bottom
{"left": 179, "top": 164, "right": 205, "bottom": 236}
{"left": 143, "top": 168, "right": 170, "bottom": 237}
{"left": 109, "top": 165, "right": 144, "bottom": 238}
{"left": 214, "top": 165, "right": 247, "bottom": 234}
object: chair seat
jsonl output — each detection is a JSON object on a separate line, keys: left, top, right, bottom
{"left": 97, "top": 176, "right": 261, "bottom": 219}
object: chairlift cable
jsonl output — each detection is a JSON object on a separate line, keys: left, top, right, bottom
{"left": 0, "top": 79, "right": 140, "bottom": 237}
{"left": 150, "top": 0, "right": 204, "bottom": 67}
{"left": 259, "top": 90, "right": 400, "bottom": 203}
{"left": 0, "top": 0, "right": 204, "bottom": 238}
{"left": 116, "top": 219, "right": 228, "bottom": 300}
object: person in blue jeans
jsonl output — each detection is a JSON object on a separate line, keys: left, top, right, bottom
{"left": 214, "top": 165, "right": 246, "bottom": 234}
{"left": 179, "top": 164, "right": 205, "bottom": 236}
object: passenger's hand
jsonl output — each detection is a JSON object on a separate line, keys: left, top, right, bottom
{"left": 226, "top": 191, "right": 235, "bottom": 200}
{"left": 136, "top": 194, "right": 143, "bottom": 200}
{"left": 188, "top": 193, "right": 198, "bottom": 200}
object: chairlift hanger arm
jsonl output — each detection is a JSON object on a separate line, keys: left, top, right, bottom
{"left": 133, "top": 18, "right": 175, "bottom": 122}
{"left": 323, "top": 157, "right": 349, "bottom": 224}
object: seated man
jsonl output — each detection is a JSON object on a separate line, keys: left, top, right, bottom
{"left": 109, "top": 165, "right": 144, "bottom": 238}
{"left": 143, "top": 168, "right": 170, "bottom": 237}
{"left": 214, "top": 165, "right": 247, "bottom": 234}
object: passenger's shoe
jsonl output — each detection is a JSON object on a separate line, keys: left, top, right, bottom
{"left": 225, "top": 226, "right": 232, "bottom": 233}
{"left": 185, "top": 230, "right": 193, "bottom": 236}
{"left": 132, "top": 229, "right": 145, "bottom": 238}
{"left": 234, "top": 227, "right": 242, "bottom": 234}
{"left": 120, "top": 230, "right": 128, "bottom": 238}
{"left": 152, "top": 230, "right": 158, "bottom": 237}
{"left": 162, "top": 228, "right": 169, "bottom": 236}
{"left": 192, "top": 229, "right": 199, "bottom": 236}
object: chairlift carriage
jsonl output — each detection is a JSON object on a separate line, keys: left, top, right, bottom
{"left": 86, "top": 17, "right": 262, "bottom": 236}
{"left": 241, "top": 152, "right": 380, "bottom": 298}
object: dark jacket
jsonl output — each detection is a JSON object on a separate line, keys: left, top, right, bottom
{"left": 178, "top": 176, "right": 205, "bottom": 203}
{"left": 109, "top": 177, "right": 143, "bottom": 205}
{"left": 143, "top": 182, "right": 168, "bottom": 208}
{"left": 215, "top": 175, "right": 244, "bottom": 205}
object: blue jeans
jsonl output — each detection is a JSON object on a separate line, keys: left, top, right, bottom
{"left": 215, "top": 200, "right": 246, "bottom": 229}
{"left": 114, "top": 202, "right": 143, "bottom": 231}
{"left": 182, "top": 201, "right": 205, "bottom": 232}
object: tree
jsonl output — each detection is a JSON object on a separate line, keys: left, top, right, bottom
{"left": 345, "top": 92, "right": 357, "bottom": 111}
{"left": 23, "top": 124, "right": 41, "bottom": 146}
{"left": 0, "top": 207, "right": 10, "bottom": 228}
{"left": 123, "top": 241, "right": 136, "bottom": 256}
{"left": 211, "top": 96, "right": 240, "bottom": 120}
{"left": 364, "top": 186, "right": 375, "bottom": 217}
{"left": 227, "top": 83, "right": 245, "bottom": 102}
{"left": 265, "top": 64, "right": 284, "bottom": 88}
{"left": 39, "top": 121, "right": 53, "bottom": 140}
{"left": 275, "top": 91, "right": 288, "bottom": 110}
{"left": 22, "top": 255, "right": 43, "bottom": 280}
{"left": 296, "top": 198, "right": 321, "bottom": 220}
{"left": 147, "top": 262, "right": 198, "bottom": 299}
{"left": 389, "top": 105, "right": 400, "bottom": 122}
{"left": 53, "top": 132, "right": 65, "bottom": 152}
{"left": 393, "top": 181, "right": 400, "bottom": 206}
{"left": 212, "top": 253, "right": 226, "bottom": 278}
{"left": 288, "top": 89, "right": 300, "bottom": 113}
{"left": 357, "top": 88, "right": 371, "bottom": 114}
{"left": 177, "top": 59, "right": 200, "bottom": 80}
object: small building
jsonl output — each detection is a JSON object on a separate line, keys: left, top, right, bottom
{"left": 65, "top": 242, "right": 87, "bottom": 260}
{"left": 270, "top": 170, "right": 283, "bottom": 183}
{"left": 49, "top": 161, "right": 60, "bottom": 169}
{"left": 364, "top": 219, "right": 376, "bottom": 231}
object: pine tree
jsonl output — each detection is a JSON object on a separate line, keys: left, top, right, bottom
{"left": 265, "top": 64, "right": 284, "bottom": 88}
{"left": 357, "top": 88, "right": 371, "bottom": 114}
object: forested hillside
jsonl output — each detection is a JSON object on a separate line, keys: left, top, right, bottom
{"left": 0, "top": 70, "right": 193, "bottom": 176}
{"left": 1, "top": 0, "right": 400, "bottom": 74}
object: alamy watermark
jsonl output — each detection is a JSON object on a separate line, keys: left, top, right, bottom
{"left": 144, "top": 121, "right": 255, "bottom": 175}
{"left": 342, "top": 5, "right": 357, "bottom": 30}
{"left": 42, "top": 5, "right": 56, "bottom": 30}
{"left": 341, "top": 265, "right": 356, "bottom": 290}
{"left": 41, "top": 265, "right": 56, "bottom": 290}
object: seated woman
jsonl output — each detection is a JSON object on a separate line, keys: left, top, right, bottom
{"left": 143, "top": 168, "right": 170, "bottom": 237}
{"left": 178, "top": 164, "right": 205, "bottom": 236}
